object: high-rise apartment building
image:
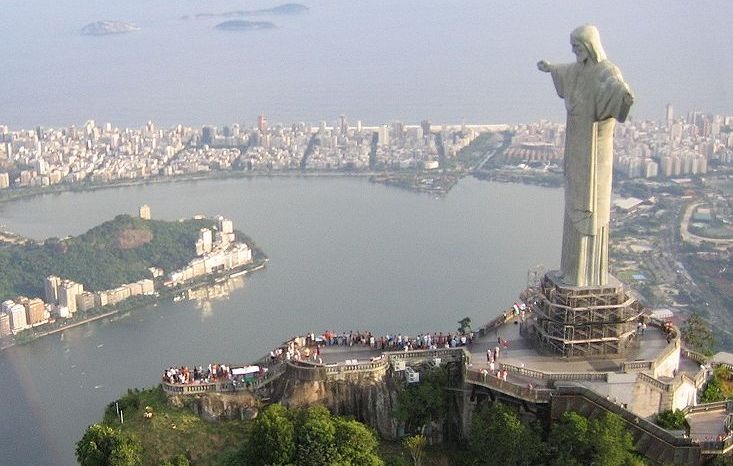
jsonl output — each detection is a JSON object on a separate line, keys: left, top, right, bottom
{"left": 0, "top": 312, "right": 11, "bottom": 337}
{"left": 202, "top": 126, "right": 215, "bottom": 146}
{"left": 45, "top": 275, "right": 61, "bottom": 304}
{"left": 257, "top": 114, "right": 268, "bottom": 134}
{"left": 139, "top": 204, "right": 151, "bottom": 220}
{"left": 59, "top": 280, "right": 84, "bottom": 314}
{"left": 8, "top": 303, "right": 28, "bottom": 333}
{"left": 18, "top": 297, "right": 46, "bottom": 326}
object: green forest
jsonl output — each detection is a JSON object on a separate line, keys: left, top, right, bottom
{"left": 0, "top": 215, "right": 221, "bottom": 299}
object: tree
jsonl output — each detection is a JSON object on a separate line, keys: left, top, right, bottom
{"left": 681, "top": 313, "right": 715, "bottom": 355}
{"left": 294, "top": 406, "right": 338, "bottom": 466}
{"left": 589, "top": 413, "right": 637, "bottom": 466}
{"left": 76, "top": 424, "right": 142, "bottom": 466}
{"left": 160, "top": 455, "right": 190, "bottom": 466}
{"left": 396, "top": 367, "right": 449, "bottom": 433}
{"left": 546, "top": 412, "right": 591, "bottom": 466}
{"left": 467, "top": 402, "right": 540, "bottom": 466}
{"left": 545, "top": 412, "right": 640, "bottom": 466}
{"left": 243, "top": 404, "right": 295, "bottom": 466}
{"left": 403, "top": 434, "right": 426, "bottom": 466}
{"left": 239, "top": 405, "right": 383, "bottom": 466}
{"left": 655, "top": 409, "right": 688, "bottom": 430}
{"left": 458, "top": 317, "right": 472, "bottom": 335}
{"left": 333, "top": 417, "right": 384, "bottom": 466}
{"left": 701, "top": 366, "right": 732, "bottom": 403}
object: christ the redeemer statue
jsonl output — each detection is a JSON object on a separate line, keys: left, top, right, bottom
{"left": 538, "top": 25, "right": 634, "bottom": 287}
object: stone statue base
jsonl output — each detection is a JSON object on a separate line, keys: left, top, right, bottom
{"left": 528, "top": 271, "right": 643, "bottom": 358}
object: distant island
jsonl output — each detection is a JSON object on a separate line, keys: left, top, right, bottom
{"left": 195, "top": 3, "right": 308, "bottom": 20}
{"left": 80, "top": 21, "right": 140, "bottom": 36}
{"left": 244, "top": 3, "right": 309, "bottom": 15}
{"left": 215, "top": 20, "right": 276, "bottom": 31}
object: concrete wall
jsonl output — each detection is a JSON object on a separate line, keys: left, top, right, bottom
{"left": 630, "top": 379, "right": 665, "bottom": 417}
{"left": 673, "top": 380, "right": 698, "bottom": 412}
{"left": 654, "top": 345, "right": 681, "bottom": 379}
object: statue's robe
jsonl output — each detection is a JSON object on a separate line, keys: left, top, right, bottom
{"left": 551, "top": 60, "right": 632, "bottom": 287}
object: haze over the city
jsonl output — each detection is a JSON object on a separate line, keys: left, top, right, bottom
{"left": 1, "top": 0, "right": 732, "bottom": 129}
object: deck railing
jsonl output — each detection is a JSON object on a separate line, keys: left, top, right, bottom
{"left": 465, "top": 368, "right": 552, "bottom": 403}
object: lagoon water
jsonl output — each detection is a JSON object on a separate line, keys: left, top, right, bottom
{"left": 0, "top": 176, "right": 561, "bottom": 464}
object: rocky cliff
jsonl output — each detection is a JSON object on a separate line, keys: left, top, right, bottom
{"left": 169, "top": 391, "right": 259, "bottom": 422}
{"left": 270, "top": 365, "right": 402, "bottom": 439}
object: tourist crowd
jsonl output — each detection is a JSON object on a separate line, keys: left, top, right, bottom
{"left": 162, "top": 363, "right": 233, "bottom": 385}
{"left": 317, "top": 329, "right": 476, "bottom": 351}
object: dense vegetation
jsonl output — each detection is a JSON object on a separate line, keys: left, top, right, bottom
{"left": 654, "top": 409, "right": 689, "bottom": 430}
{"left": 81, "top": 368, "right": 655, "bottom": 466}
{"left": 0, "top": 215, "right": 219, "bottom": 298}
{"left": 77, "top": 388, "right": 384, "bottom": 466}
{"left": 681, "top": 313, "right": 716, "bottom": 356}
{"left": 224, "top": 404, "right": 384, "bottom": 466}
{"left": 397, "top": 365, "right": 646, "bottom": 466}
{"left": 396, "top": 366, "right": 451, "bottom": 434}
{"left": 467, "top": 403, "right": 645, "bottom": 466}
{"left": 701, "top": 365, "right": 733, "bottom": 403}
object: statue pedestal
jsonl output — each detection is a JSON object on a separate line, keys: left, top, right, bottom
{"left": 529, "top": 271, "right": 643, "bottom": 358}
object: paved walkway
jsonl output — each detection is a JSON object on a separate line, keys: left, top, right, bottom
{"left": 688, "top": 411, "right": 729, "bottom": 441}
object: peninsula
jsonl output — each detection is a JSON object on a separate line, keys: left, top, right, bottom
{"left": 0, "top": 208, "right": 266, "bottom": 348}
{"left": 80, "top": 21, "right": 140, "bottom": 36}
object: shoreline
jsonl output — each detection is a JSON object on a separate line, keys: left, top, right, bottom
{"left": 0, "top": 258, "right": 268, "bottom": 353}
{"left": 0, "top": 170, "right": 376, "bottom": 208}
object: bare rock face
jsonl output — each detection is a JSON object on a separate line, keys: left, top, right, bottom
{"left": 271, "top": 365, "right": 401, "bottom": 439}
{"left": 170, "top": 392, "right": 259, "bottom": 422}
{"left": 115, "top": 228, "right": 153, "bottom": 249}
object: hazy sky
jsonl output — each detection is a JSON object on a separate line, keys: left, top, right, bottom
{"left": 1, "top": 0, "right": 731, "bottom": 128}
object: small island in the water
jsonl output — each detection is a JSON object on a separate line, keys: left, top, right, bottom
{"left": 195, "top": 3, "right": 309, "bottom": 20}
{"left": 80, "top": 21, "right": 140, "bottom": 36}
{"left": 248, "top": 3, "right": 309, "bottom": 15}
{"left": 215, "top": 20, "right": 276, "bottom": 31}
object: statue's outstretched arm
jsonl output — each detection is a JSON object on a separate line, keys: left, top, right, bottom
{"left": 537, "top": 60, "right": 553, "bottom": 73}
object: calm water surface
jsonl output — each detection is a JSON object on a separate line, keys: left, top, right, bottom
{"left": 2, "top": 0, "right": 732, "bottom": 128}
{"left": 0, "top": 176, "right": 561, "bottom": 464}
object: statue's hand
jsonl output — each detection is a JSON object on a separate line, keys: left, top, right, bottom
{"left": 537, "top": 60, "right": 552, "bottom": 73}
{"left": 623, "top": 91, "right": 634, "bottom": 107}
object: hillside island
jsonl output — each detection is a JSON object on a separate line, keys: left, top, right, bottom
{"left": 0, "top": 205, "right": 267, "bottom": 349}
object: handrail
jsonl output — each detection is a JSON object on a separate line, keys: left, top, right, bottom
{"left": 622, "top": 360, "right": 654, "bottom": 372}
{"left": 385, "top": 348, "right": 468, "bottom": 362}
{"left": 637, "top": 372, "right": 673, "bottom": 393}
{"left": 465, "top": 368, "right": 551, "bottom": 403}
{"left": 497, "top": 362, "right": 609, "bottom": 383}
{"left": 682, "top": 348, "right": 708, "bottom": 365}
{"left": 684, "top": 400, "right": 733, "bottom": 415}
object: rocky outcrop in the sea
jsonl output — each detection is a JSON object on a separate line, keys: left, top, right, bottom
{"left": 81, "top": 21, "right": 140, "bottom": 36}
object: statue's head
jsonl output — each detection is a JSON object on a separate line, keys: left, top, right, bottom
{"left": 570, "top": 24, "right": 607, "bottom": 63}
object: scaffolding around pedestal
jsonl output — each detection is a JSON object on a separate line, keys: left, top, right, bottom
{"left": 529, "top": 271, "right": 645, "bottom": 358}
